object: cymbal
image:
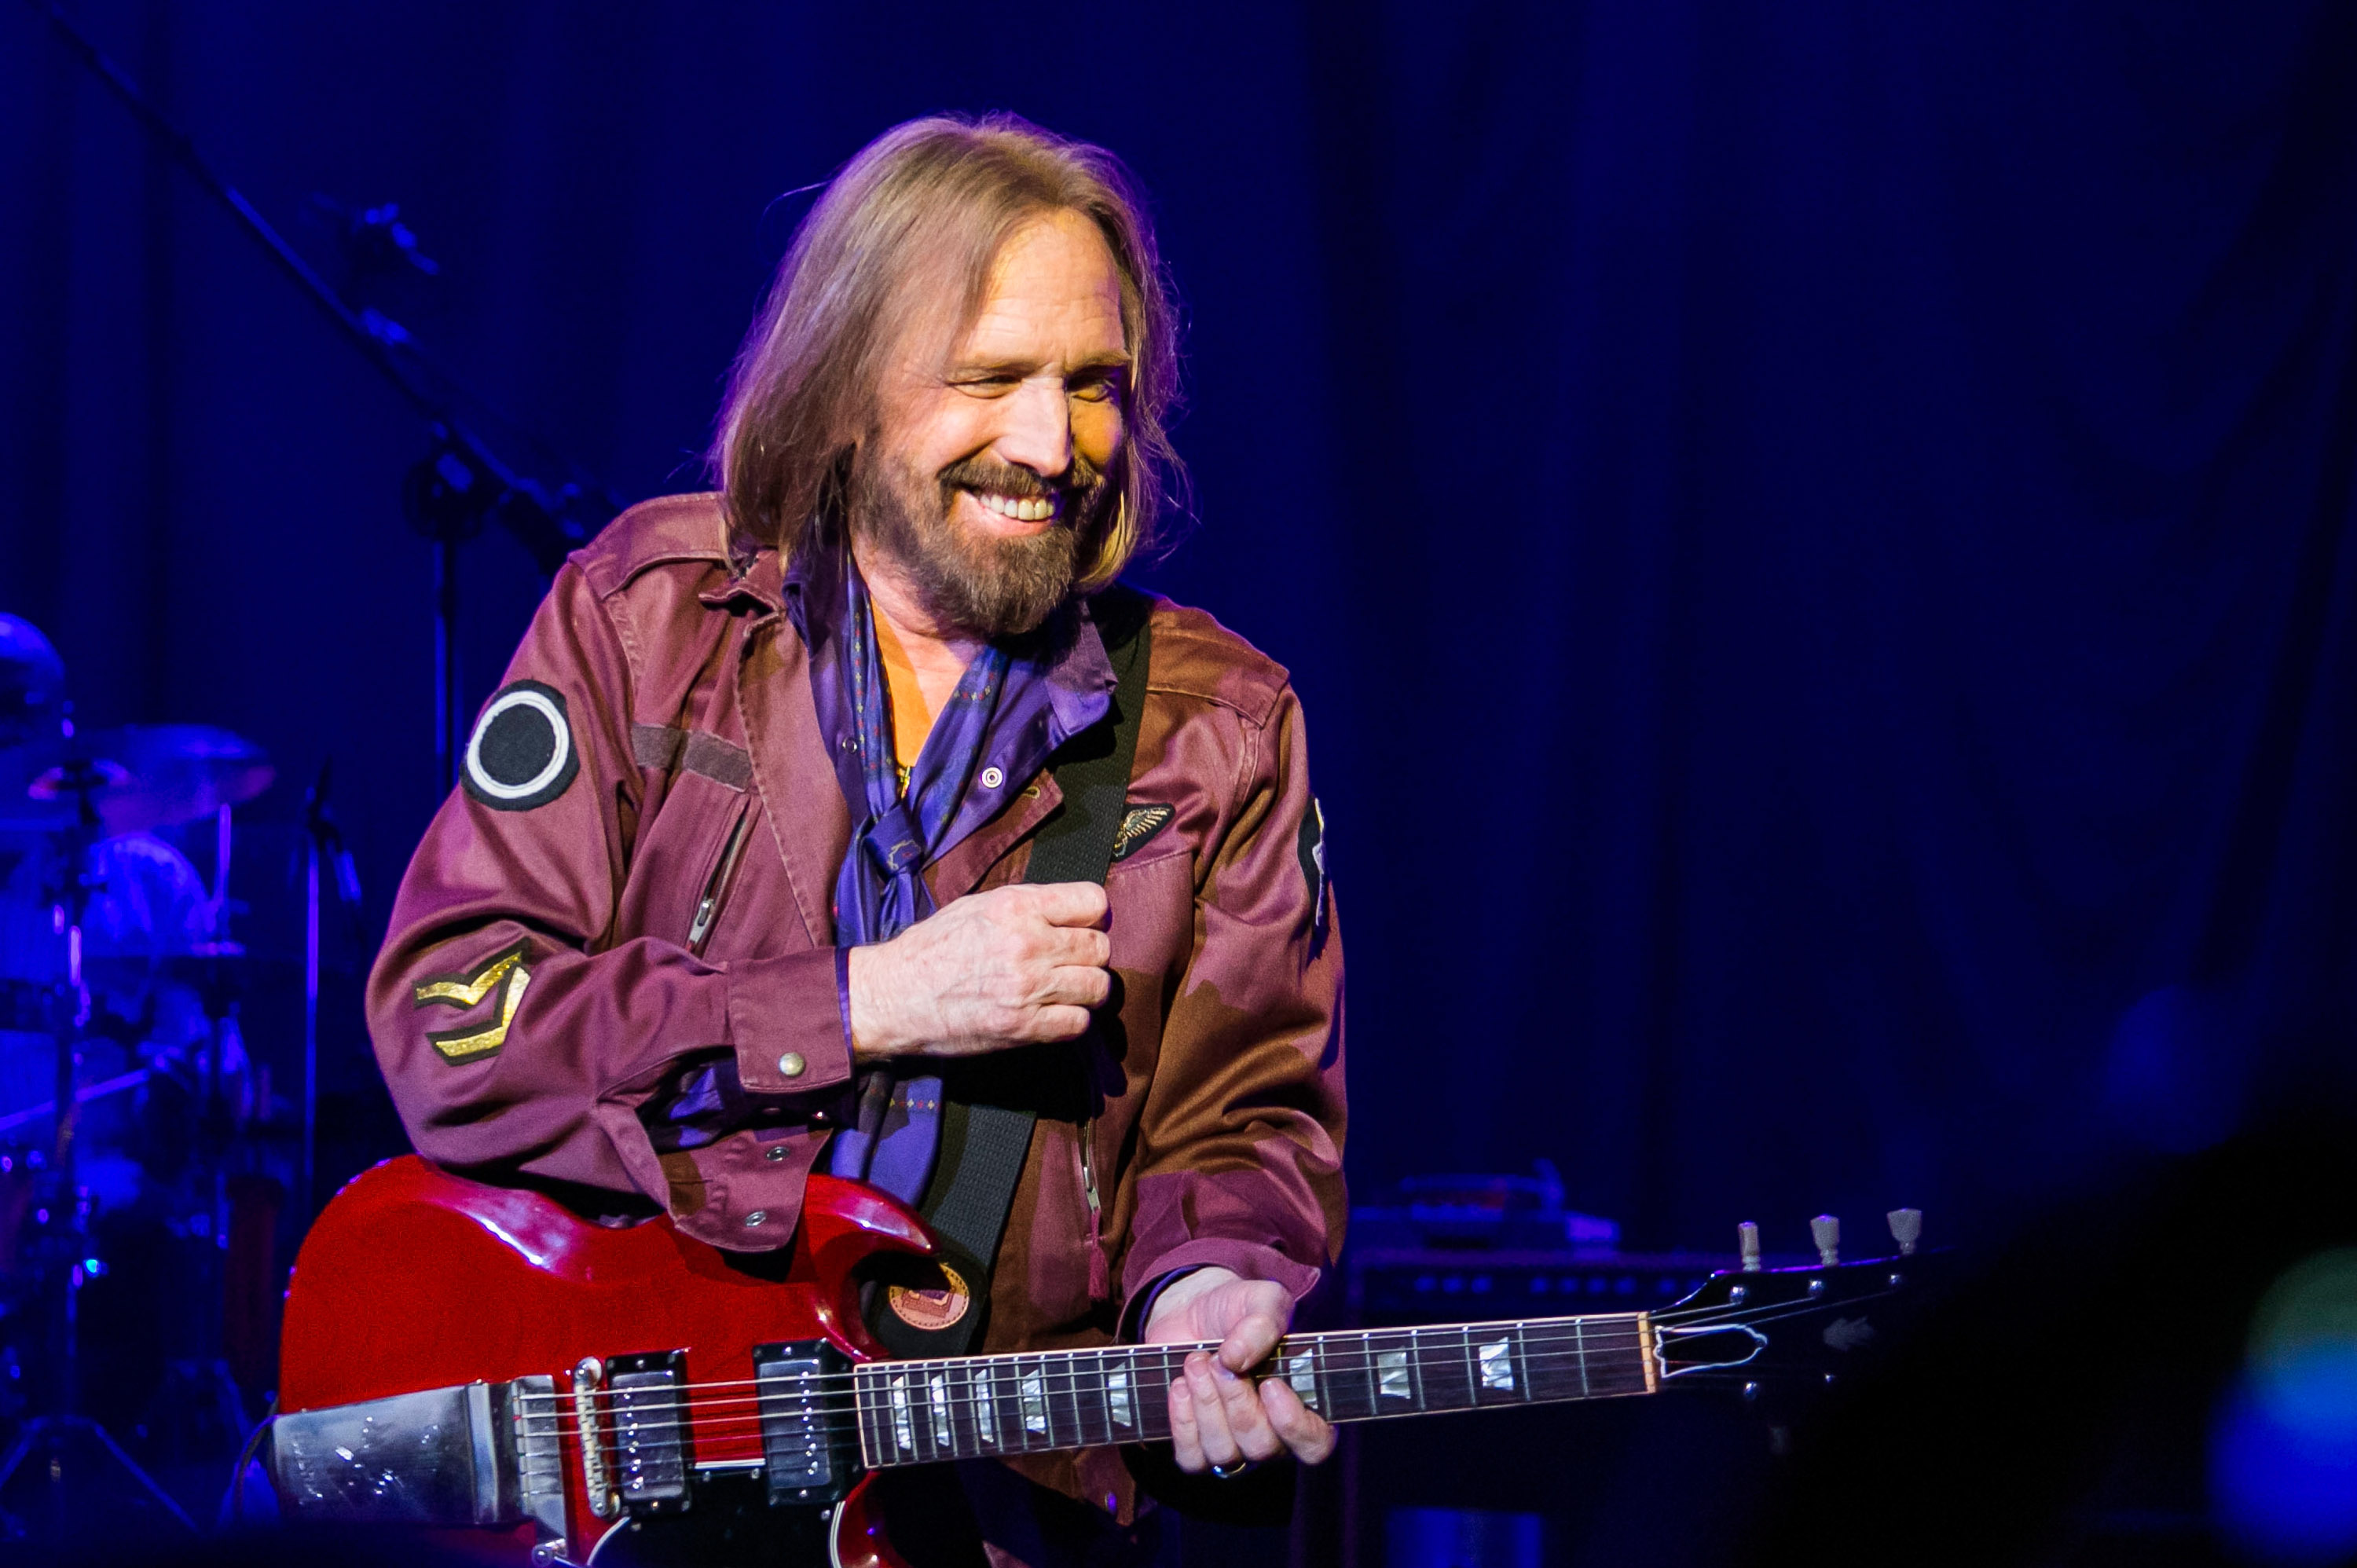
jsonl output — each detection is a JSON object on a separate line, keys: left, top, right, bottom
{"left": 4, "top": 724, "right": 274, "bottom": 836}
{"left": 0, "top": 617, "right": 64, "bottom": 751}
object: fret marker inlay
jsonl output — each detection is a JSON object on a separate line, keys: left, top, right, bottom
{"left": 929, "top": 1374, "right": 951, "bottom": 1442}
{"left": 1107, "top": 1367, "right": 1134, "bottom": 1429}
{"left": 1286, "top": 1352, "right": 1317, "bottom": 1401}
{"left": 975, "top": 1365, "right": 999, "bottom": 1446}
{"left": 1021, "top": 1369, "right": 1047, "bottom": 1434}
{"left": 1378, "top": 1351, "right": 1412, "bottom": 1401}
{"left": 890, "top": 1375, "right": 914, "bottom": 1452}
{"left": 1479, "top": 1340, "right": 1514, "bottom": 1391}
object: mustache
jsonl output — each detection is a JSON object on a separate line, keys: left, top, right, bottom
{"left": 936, "top": 453, "right": 1105, "bottom": 509}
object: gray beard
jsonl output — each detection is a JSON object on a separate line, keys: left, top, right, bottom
{"left": 846, "top": 447, "right": 1092, "bottom": 639}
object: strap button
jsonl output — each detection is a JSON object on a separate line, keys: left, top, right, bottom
{"left": 764, "top": 1143, "right": 790, "bottom": 1162}
{"left": 778, "top": 1052, "right": 806, "bottom": 1079}
{"left": 743, "top": 1211, "right": 768, "bottom": 1227}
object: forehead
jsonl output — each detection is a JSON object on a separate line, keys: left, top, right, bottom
{"left": 954, "top": 210, "right": 1127, "bottom": 361}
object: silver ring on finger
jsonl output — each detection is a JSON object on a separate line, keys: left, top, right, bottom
{"left": 1208, "top": 1457, "right": 1259, "bottom": 1480}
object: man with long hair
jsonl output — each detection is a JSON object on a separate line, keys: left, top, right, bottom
{"left": 369, "top": 115, "right": 1343, "bottom": 1559}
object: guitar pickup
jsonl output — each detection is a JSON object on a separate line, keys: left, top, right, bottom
{"left": 753, "top": 1340, "right": 856, "bottom": 1504}
{"left": 606, "top": 1350, "right": 691, "bottom": 1512}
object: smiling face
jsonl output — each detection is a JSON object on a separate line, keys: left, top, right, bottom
{"left": 850, "top": 209, "right": 1132, "bottom": 638}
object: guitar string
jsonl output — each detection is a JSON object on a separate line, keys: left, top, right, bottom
{"left": 495, "top": 1270, "right": 1908, "bottom": 1418}
{"left": 503, "top": 1350, "right": 1658, "bottom": 1445}
{"left": 499, "top": 1333, "right": 1654, "bottom": 1427}
{"left": 501, "top": 1362, "right": 1798, "bottom": 1469}
{"left": 492, "top": 1300, "right": 1876, "bottom": 1471}
{"left": 497, "top": 1334, "right": 1658, "bottom": 1442}
{"left": 500, "top": 1339, "right": 1660, "bottom": 1434}
{"left": 503, "top": 1320, "right": 1655, "bottom": 1409}
{"left": 500, "top": 1332, "right": 1823, "bottom": 1467}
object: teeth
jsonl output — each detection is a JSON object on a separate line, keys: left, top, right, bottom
{"left": 974, "top": 491, "right": 1057, "bottom": 523}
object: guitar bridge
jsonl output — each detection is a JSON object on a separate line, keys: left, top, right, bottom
{"left": 607, "top": 1350, "right": 692, "bottom": 1513}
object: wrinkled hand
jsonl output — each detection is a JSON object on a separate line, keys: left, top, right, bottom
{"left": 1143, "top": 1268, "right": 1335, "bottom": 1474}
{"left": 848, "top": 882, "right": 1110, "bottom": 1061}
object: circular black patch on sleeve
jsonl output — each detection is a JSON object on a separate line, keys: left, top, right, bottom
{"left": 463, "top": 680, "right": 579, "bottom": 811}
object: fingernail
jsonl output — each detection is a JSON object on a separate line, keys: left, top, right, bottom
{"left": 1215, "top": 1364, "right": 1239, "bottom": 1382}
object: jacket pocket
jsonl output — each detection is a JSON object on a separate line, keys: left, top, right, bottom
{"left": 1078, "top": 1116, "right": 1109, "bottom": 1302}
{"left": 685, "top": 793, "right": 754, "bottom": 954}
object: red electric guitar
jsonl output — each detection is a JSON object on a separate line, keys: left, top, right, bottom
{"left": 273, "top": 1157, "right": 1936, "bottom": 1566}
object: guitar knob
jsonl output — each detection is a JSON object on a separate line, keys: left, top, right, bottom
{"left": 1886, "top": 1207, "right": 1922, "bottom": 1255}
{"left": 1738, "top": 1221, "right": 1762, "bottom": 1273}
{"left": 1810, "top": 1214, "right": 1840, "bottom": 1266}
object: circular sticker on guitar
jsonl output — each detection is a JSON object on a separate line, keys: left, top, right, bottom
{"left": 887, "top": 1262, "right": 972, "bottom": 1332}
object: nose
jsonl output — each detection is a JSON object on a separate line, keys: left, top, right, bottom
{"left": 992, "top": 376, "right": 1073, "bottom": 482}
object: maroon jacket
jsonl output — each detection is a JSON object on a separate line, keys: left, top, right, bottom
{"left": 366, "top": 493, "right": 1346, "bottom": 1513}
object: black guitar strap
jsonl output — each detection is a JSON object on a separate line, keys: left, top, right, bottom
{"left": 874, "top": 586, "right": 1153, "bottom": 1358}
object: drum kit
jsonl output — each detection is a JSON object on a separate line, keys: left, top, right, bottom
{"left": 0, "top": 612, "right": 318, "bottom": 1537}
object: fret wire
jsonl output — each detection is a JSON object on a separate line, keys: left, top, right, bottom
{"left": 1051, "top": 1348, "right": 1080, "bottom": 1449}
{"left": 954, "top": 1360, "right": 978, "bottom": 1456}
{"left": 1062, "top": 1347, "right": 1089, "bottom": 1449}
{"left": 927, "top": 1365, "right": 951, "bottom": 1460}
{"left": 969, "top": 1359, "right": 998, "bottom": 1454}
{"left": 856, "top": 1368, "right": 878, "bottom": 1469}
{"left": 942, "top": 1361, "right": 966, "bottom": 1460}
{"left": 1079, "top": 1347, "right": 1110, "bottom": 1447}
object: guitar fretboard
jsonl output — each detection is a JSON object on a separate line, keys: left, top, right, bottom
{"left": 849, "top": 1313, "right": 1654, "bottom": 1468}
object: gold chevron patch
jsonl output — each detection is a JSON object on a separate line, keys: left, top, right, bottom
{"left": 413, "top": 941, "right": 527, "bottom": 1009}
{"left": 413, "top": 941, "right": 532, "bottom": 1062}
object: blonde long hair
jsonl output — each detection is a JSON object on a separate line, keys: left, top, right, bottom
{"left": 712, "top": 114, "right": 1185, "bottom": 589}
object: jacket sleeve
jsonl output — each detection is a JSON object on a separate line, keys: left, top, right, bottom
{"left": 1120, "top": 686, "right": 1346, "bottom": 1308}
{"left": 365, "top": 563, "right": 853, "bottom": 1249}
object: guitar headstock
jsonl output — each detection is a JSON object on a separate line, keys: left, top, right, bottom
{"left": 1652, "top": 1209, "right": 1946, "bottom": 1413}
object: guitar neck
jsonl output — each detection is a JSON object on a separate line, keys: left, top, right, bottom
{"left": 851, "top": 1311, "right": 1657, "bottom": 1468}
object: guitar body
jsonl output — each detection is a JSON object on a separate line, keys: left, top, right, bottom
{"left": 277, "top": 1157, "right": 1936, "bottom": 1566}
{"left": 277, "top": 1156, "right": 929, "bottom": 1566}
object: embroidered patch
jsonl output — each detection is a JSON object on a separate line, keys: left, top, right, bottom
{"left": 1111, "top": 803, "right": 1175, "bottom": 863}
{"left": 887, "top": 1261, "right": 972, "bottom": 1332}
{"left": 464, "top": 680, "right": 578, "bottom": 811}
{"left": 412, "top": 940, "right": 533, "bottom": 1062}
{"left": 1298, "top": 797, "right": 1328, "bottom": 930}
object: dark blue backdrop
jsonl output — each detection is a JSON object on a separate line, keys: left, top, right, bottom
{"left": 5, "top": 0, "right": 2353, "bottom": 1251}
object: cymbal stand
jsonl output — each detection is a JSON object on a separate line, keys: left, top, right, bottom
{"left": 0, "top": 756, "right": 196, "bottom": 1541}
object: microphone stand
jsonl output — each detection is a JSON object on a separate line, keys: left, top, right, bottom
{"left": 31, "top": 0, "right": 620, "bottom": 789}
{"left": 299, "top": 760, "right": 363, "bottom": 1220}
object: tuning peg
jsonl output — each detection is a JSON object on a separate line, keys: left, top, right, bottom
{"left": 1809, "top": 1214, "right": 1840, "bottom": 1266}
{"left": 1886, "top": 1207, "right": 1922, "bottom": 1256}
{"left": 1738, "top": 1221, "right": 1761, "bottom": 1272}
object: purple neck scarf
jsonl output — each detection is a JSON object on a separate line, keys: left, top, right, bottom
{"left": 787, "top": 528, "right": 1113, "bottom": 1203}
